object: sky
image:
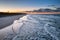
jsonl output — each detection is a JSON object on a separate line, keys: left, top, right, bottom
{"left": 0, "top": 0, "right": 60, "bottom": 12}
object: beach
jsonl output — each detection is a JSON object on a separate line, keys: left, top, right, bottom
{"left": 0, "top": 14, "right": 25, "bottom": 29}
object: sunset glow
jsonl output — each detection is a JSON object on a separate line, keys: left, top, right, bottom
{"left": 0, "top": 0, "right": 60, "bottom": 12}
{"left": 0, "top": 7, "right": 39, "bottom": 12}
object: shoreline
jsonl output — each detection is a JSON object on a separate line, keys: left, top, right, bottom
{"left": 0, "top": 14, "right": 26, "bottom": 29}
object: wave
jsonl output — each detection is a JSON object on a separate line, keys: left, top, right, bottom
{"left": 0, "top": 14, "right": 60, "bottom": 40}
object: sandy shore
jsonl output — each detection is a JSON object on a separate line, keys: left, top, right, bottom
{"left": 0, "top": 15, "right": 25, "bottom": 29}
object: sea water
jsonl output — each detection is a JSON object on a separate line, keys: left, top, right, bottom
{"left": 0, "top": 14, "right": 60, "bottom": 40}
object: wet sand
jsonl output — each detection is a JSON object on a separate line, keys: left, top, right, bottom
{"left": 0, "top": 15, "right": 26, "bottom": 29}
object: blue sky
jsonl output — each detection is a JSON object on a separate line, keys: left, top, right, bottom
{"left": 0, "top": 0, "right": 60, "bottom": 12}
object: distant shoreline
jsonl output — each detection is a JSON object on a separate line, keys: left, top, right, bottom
{"left": 24, "top": 12, "right": 60, "bottom": 14}
{"left": 0, "top": 12, "right": 26, "bottom": 17}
